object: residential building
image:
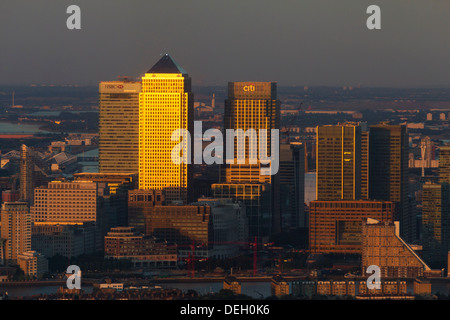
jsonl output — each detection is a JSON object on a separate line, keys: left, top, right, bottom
{"left": 0, "top": 202, "right": 31, "bottom": 265}
{"left": 361, "top": 218, "right": 431, "bottom": 278}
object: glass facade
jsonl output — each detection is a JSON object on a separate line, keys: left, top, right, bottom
{"left": 212, "top": 183, "right": 271, "bottom": 242}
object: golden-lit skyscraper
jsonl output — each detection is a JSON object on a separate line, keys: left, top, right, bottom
{"left": 219, "top": 81, "right": 280, "bottom": 238}
{"left": 439, "top": 146, "right": 450, "bottom": 184}
{"left": 138, "top": 54, "right": 193, "bottom": 203}
{"left": 361, "top": 128, "right": 370, "bottom": 200}
{"left": 99, "top": 80, "right": 141, "bottom": 174}
{"left": 316, "top": 123, "right": 361, "bottom": 201}
{"left": 222, "top": 82, "right": 280, "bottom": 183}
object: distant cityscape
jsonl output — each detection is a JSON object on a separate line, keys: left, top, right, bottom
{"left": 2, "top": 54, "right": 450, "bottom": 301}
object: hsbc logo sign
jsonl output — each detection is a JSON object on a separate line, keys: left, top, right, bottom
{"left": 104, "top": 84, "right": 124, "bottom": 89}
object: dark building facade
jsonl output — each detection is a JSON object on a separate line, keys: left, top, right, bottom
{"left": 279, "top": 142, "right": 305, "bottom": 229}
{"left": 128, "top": 189, "right": 165, "bottom": 234}
{"left": 422, "top": 182, "right": 450, "bottom": 268}
{"left": 369, "top": 123, "right": 413, "bottom": 242}
{"left": 221, "top": 81, "right": 280, "bottom": 237}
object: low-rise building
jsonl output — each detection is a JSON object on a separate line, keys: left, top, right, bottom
{"left": 292, "top": 281, "right": 317, "bottom": 297}
{"left": 414, "top": 278, "right": 432, "bottom": 295}
{"left": 17, "top": 251, "right": 48, "bottom": 277}
{"left": 223, "top": 275, "right": 241, "bottom": 295}
{"left": 32, "top": 223, "right": 96, "bottom": 258}
{"left": 104, "top": 227, "right": 177, "bottom": 269}
{"left": 271, "top": 275, "right": 289, "bottom": 297}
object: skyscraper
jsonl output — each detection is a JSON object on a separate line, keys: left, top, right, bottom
{"left": 361, "top": 128, "right": 370, "bottom": 200}
{"left": 99, "top": 80, "right": 141, "bottom": 174}
{"left": 222, "top": 82, "right": 280, "bottom": 184}
{"left": 422, "top": 182, "right": 450, "bottom": 267}
{"left": 1, "top": 202, "right": 31, "bottom": 265}
{"left": 280, "top": 142, "right": 305, "bottom": 229}
{"left": 439, "top": 146, "right": 450, "bottom": 184}
{"left": 217, "top": 81, "right": 280, "bottom": 238}
{"left": 138, "top": 54, "right": 193, "bottom": 203}
{"left": 316, "top": 123, "right": 361, "bottom": 201}
{"left": 20, "top": 144, "right": 48, "bottom": 205}
{"left": 369, "top": 123, "right": 413, "bottom": 241}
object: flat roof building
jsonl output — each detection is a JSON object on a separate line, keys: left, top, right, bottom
{"left": 99, "top": 80, "right": 141, "bottom": 174}
{"left": 309, "top": 200, "right": 395, "bottom": 254}
{"left": 1, "top": 202, "right": 31, "bottom": 265}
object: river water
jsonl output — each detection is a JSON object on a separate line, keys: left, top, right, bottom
{"left": 0, "top": 122, "right": 45, "bottom": 134}
{"left": 3, "top": 281, "right": 450, "bottom": 299}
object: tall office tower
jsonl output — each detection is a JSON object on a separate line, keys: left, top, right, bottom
{"left": 439, "top": 146, "right": 450, "bottom": 184}
{"left": 221, "top": 82, "right": 280, "bottom": 236}
{"left": 316, "top": 123, "right": 361, "bottom": 201}
{"left": 361, "top": 128, "right": 369, "bottom": 200}
{"left": 99, "top": 80, "right": 141, "bottom": 174}
{"left": 279, "top": 142, "right": 305, "bottom": 229}
{"left": 422, "top": 182, "right": 450, "bottom": 268}
{"left": 1, "top": 202, "right": 31, "bottom": 265}
{"left": 139, "top": 54, "right": 193, "bottom": 203}
{"left": 420, "top": 137, "right": 434, "bottom": 177}
{"left": 222, "top": 82, "right": 280, "bottom": 184}
{"left": 369, "top": 123, "right": 413, "bottom": 242}
{"left": 20, "top": 144, "right": 48, "bottom": 205}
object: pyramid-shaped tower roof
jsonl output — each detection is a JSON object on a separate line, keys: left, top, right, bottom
{"left": 147, "top": 54, "right": 187, "bottom": 74}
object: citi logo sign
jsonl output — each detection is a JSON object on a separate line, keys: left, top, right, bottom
{"left": 243, "top": 85, "right": 255, "bottom": 92}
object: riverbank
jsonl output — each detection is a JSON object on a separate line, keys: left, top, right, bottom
{"left": 0, "top": 279, "right": 95, "bottom": 287}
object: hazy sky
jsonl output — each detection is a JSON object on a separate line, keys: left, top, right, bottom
{"left": 1, "top": 0, "right": 450, "bottom": 87}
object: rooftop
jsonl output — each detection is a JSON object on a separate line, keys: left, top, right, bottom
{"left": 147, "top": 54, "right": 187, "bottom": 74}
